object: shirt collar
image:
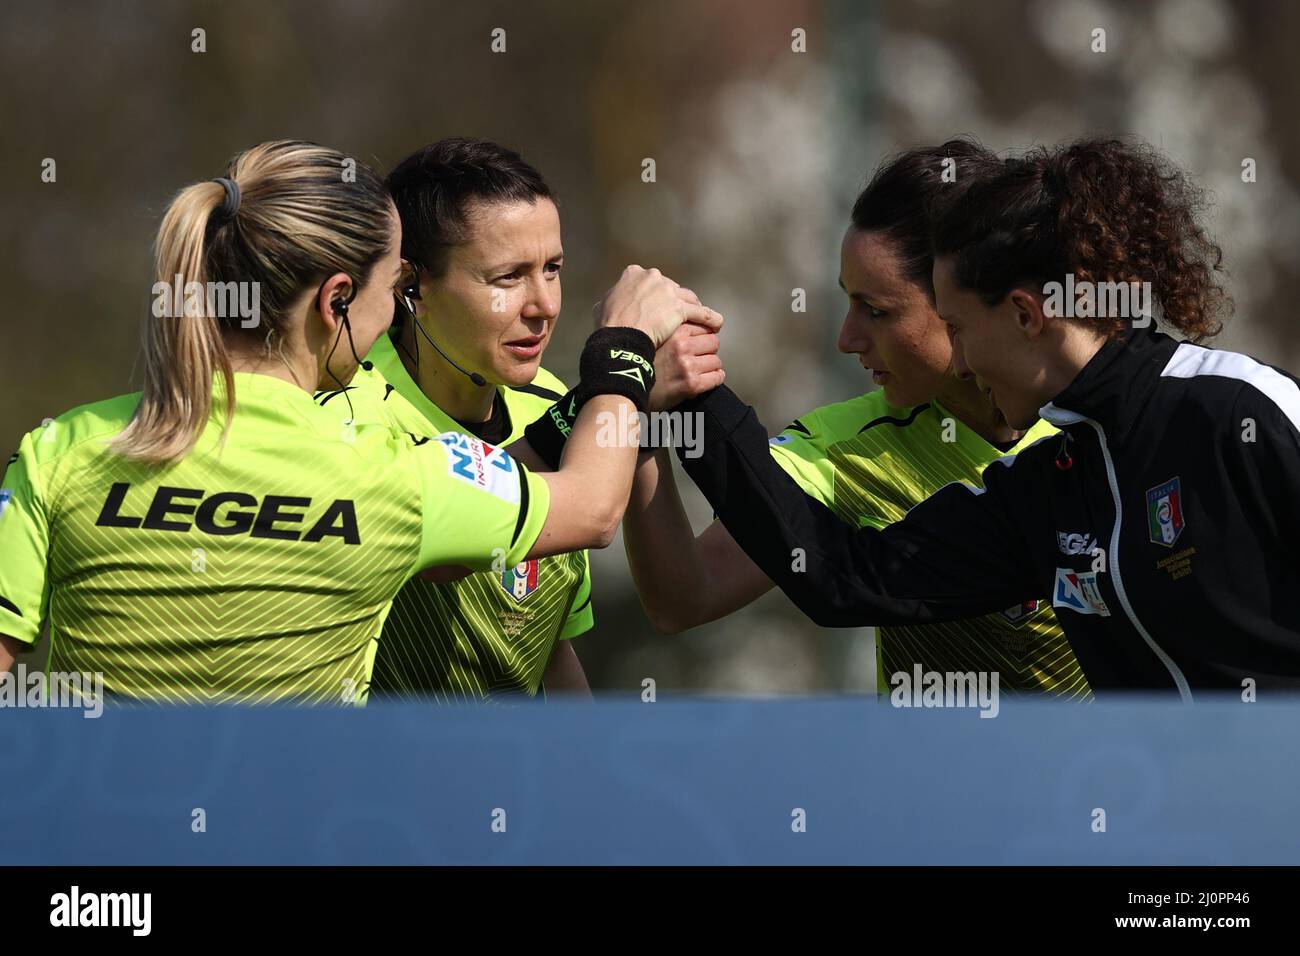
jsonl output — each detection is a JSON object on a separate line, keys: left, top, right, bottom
{"left": 218, "top": 371, "right": 319, "bottom": 407}
{"left": 1038, "top": 325, "right": 1180, "bottom": 434}
{"left": 366, "top": 332, "right": 462, "bottom": 432}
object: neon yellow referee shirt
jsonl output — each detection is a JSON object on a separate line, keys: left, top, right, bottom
{"left": 0, "top": 372, "right": 548, "bottom": 704}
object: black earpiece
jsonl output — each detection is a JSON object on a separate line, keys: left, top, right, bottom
{"left": 331, "top": 293, "right": 372, "bottom": 372}
{"left": 318, "top": 276, "right": 371, "bottom": 425}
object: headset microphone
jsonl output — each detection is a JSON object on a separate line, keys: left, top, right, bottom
{"left": 417, "top": 324, "right": 488, "bottom": 387}
{"left": 399, "top": 274, "right": 487, "bottom": 387}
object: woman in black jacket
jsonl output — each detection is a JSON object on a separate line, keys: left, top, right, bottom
{"left": 676, "top": 138, "right": 1300, "bottom": 698}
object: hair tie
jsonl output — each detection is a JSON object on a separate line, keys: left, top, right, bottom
{"left": 212, "top": 177, "right": 241, "bottom": 224}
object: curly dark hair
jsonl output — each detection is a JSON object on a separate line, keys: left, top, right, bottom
{"left": 931, "top": 138, "right": 1231, "bottom": 341}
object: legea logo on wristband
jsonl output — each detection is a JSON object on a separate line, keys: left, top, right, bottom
{"left": 608, "top": 349, "right": 654, "bottom": 390}
{"left": 611, "top": 366, "right": 647, "bottom": 389}
{"left": 548, "top": 405, "right": 573, "bottom": 437}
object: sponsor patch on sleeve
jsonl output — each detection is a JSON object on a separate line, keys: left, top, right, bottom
{"left": 434, "top": 432, "right": 521, "bottom": 506}
{"left": 0, "top": 489, "right": 13, "bottom": 520}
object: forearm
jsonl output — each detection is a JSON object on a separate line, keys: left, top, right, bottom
{"left": 0, "top": 635, "right": 20, "bottom": 673}
{"left": 677, "top": 387, "right": 1031, "bottom": 626}
{"left": 541, "top": 639, "right": 592, "bottom": 698}
{"left": 680, "top": 396, "right": 929, "bottom": 627}
{"left": 531, "top": 394, "right": 639, "bottom": 558}
{"left": 521, "top": 273, "right": 724, "bottom": 561}
{"left": 622, "top": 449, "right": 717, "bottom": 632}
{"left": 622, "top": 449, "right": 772, "bottom": 632}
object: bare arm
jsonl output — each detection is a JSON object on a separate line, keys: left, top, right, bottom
{"left": 529, "top": 394, "right": 639, "bottom": 557}
{"left": 527, "top": 266, "right": 723, "bottom": 559}
{"left": 623, "top": 450, "right": 773, "bottom": 633}
{"left": 619, "top": 323, "right": 773, "bottom": 632}
{"left": 0, "top": 635, "right": 21, "bottom": 673}
{"left": 541, "top": 639, "right": 592, "bottom": 698}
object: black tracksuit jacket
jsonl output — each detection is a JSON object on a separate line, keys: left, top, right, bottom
{"left": 677, "top": 327, "right": 1300, "bottom": 697}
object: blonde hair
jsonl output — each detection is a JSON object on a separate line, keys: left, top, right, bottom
{"left": 113, "top": 140, "right": 393, "bottom": 464}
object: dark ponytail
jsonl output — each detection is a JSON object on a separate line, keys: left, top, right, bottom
{"left": 850, "top": 137, "right": 1002, "bottom": 301}
{"left": 931, "top": 138, "right": 1230, "bottom": 341}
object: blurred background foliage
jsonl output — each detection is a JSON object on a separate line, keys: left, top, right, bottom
{"left": 2, "top": 0, "right": 1297, "bottom": 696}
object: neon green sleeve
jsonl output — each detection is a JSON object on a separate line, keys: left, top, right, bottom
{"left": 766, "top": 414, "right": 838, "bottom": 510}
{"left": 0, "top": 432, "right": 51, "bottom": 645}
{"left": 558, "top": 552, "right": 594, "bottom": 639}
{"left": 412, "top": 431, "right": 550, "bottom": 574}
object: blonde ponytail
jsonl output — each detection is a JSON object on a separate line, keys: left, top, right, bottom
{"left": 112, "top": 181, "right": 235, "bottom": 464}
{"left": 112, "top": 141, "right": 393, "bottom": 465}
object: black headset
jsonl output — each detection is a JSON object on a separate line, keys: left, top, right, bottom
{"left": 320, "top": 277, "right": 366, "bottom": 422}
{"left": 396, "top": 260, "right": 487, "bottom": 388}
{"left": 331, "top": 291, "right": 372, "bottom": 372}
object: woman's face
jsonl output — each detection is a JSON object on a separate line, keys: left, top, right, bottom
{"left": 414, "top": 198, "right": 563, "bottom": 388}
{"left": 837, "top": 227, "right": 959, "bottom": 409}
{"left": 932, "top": 255, "right": 1050, "bottom": 430}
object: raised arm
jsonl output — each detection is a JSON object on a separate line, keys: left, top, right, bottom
{"left": 618, "top": 325, "right": 773, "bottom": 631}
{"left": 510, "top": 319, "right": 774, "bottom": 631}
{"left": 528, "top": 266, "right": 723, "bottom": 559}
{"left": 526, "top": 393, "right": 645, "bottom": 557}
{"left": 675, "top": 385, "right": 1044, "bottom": 627}
{"left": 622, "top": 449, "right": 774, "bottom": 633}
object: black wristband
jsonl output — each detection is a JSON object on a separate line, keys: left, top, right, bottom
{"left": 574, "top": 326, "right": 656, "bottom": 412}
{"left": 522, "top": 328, "right": 657, "bottom": 469}
{"left": 523, "top": 386, "right": 580, "bottom": 470}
